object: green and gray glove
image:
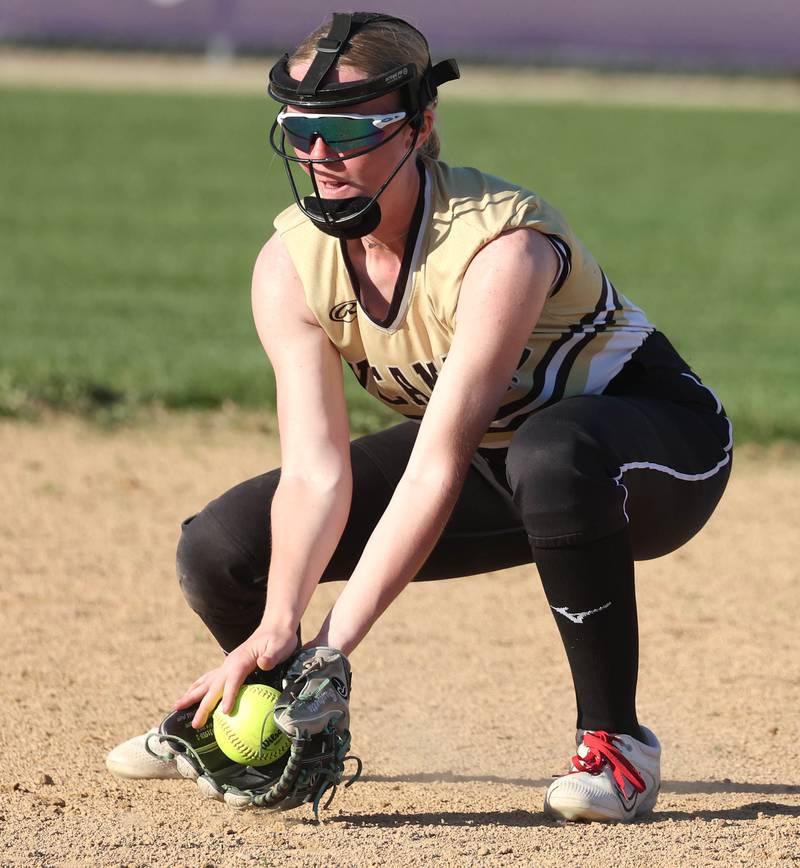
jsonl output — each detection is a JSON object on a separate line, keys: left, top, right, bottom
{"left": 146, "top": 647, "right": 360, "bottom": 817}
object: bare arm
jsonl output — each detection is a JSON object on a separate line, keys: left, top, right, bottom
{"left": 254, "top": 233, "right": 352, "bottom": 637}
{"left": 176, "top": 232, "right": 352, "bottom": 725}
{"left": 311, "top": 228, "right": 557, "bottom": 654}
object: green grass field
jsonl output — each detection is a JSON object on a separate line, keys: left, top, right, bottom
{"left": 1, "top": 86, "right": 797, "bottom": 440}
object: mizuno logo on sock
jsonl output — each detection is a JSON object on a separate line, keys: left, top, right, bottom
{"left": 551, "top": 601, "right": 612, "bottom": 624}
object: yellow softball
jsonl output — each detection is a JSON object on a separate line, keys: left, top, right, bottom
{"left": 212, "top": 684, "right": 291, "bottom": 767}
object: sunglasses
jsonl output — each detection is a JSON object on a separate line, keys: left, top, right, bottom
{"left": 276, "top": 109, "right": 407, "bottom": 152}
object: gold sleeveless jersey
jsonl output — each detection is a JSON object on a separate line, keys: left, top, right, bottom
{"left": 273, "top": 159, "right": 654, "bottom": 448}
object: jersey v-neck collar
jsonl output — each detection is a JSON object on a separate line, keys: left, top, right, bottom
{"left": 339, "top": 161, "right": 431, "bottom": 334}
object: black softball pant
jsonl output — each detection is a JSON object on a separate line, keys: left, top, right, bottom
{"left": 176, "top": 331, "right": 732, "bottom": 659}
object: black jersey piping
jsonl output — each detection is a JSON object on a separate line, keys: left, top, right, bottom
{"left": 339, "top": 160, "right": 427, "bottom": 331}
{"left": 489, "top": 270, "right": 630, "bottom": 431}
{"left": 488, "top": 276, "right": 612, "bottom": 422}
{"left": 489, "top": 267, "right": 654, "bottom": 432}
{"left": 543, "top": 233, "right": 572, "bottom": 297}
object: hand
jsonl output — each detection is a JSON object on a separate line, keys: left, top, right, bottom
{"left": 174, "top": 622, "right": 299, "bottom": 728}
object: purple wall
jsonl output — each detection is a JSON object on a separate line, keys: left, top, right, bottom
{"left": 1, "top": 0, "right": 798, "bottom": 69}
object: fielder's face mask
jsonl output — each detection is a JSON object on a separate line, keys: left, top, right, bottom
{"left": 268, "top": 12, "right": 459, "bottom": 240}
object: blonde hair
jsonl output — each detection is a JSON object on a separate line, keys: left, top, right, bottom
{"left": 288, "top": 15, "right": 441, "bottom": 160}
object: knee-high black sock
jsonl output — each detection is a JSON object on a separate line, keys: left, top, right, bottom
{"left": 532, "top": 526, "right": 644, "bottom": 739}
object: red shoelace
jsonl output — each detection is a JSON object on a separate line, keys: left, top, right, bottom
{"left": 567, "top": 730, "right": 646, "bottom": 794}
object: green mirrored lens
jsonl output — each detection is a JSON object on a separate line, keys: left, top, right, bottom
{"left": 281, "top": 116, "right": 383, "bottom": 151}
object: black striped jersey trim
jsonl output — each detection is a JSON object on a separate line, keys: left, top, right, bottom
{"left": 543, "top": 234, "right": 572, "bottom": 297}
{"left": 487, "top": 269, "right": 651, "bottom": 434}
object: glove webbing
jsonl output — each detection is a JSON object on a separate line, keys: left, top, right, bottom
{"left": 146, "top": 726, "right": 362, "bottom": 819}
{"left": 254, "top": 725, "right": 362, "bottom": 817}
{"left": 251, "top": 735, "right": 307, "bottom": 807}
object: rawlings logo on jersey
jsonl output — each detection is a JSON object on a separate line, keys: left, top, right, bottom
{"left": 330, "top": 300, "right": 358, "bottom": 322}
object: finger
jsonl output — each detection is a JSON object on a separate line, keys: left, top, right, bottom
{"left": 258, "top": 635, "right": 298, "bottom": 671}
{"left": 173, "top": 682, "right": 210, "bottom": 711}
{"left": 174, "top": 672, "right": 214, "bottom": 708}
{"left": 257, "top": 638, "right": 283, "bottom": 671}
{"left": 174, "top": 672, "right": 215, "bottom": 709}
{"left": 220, "top": 662, "right": 251, "bottom": 714}
{"left": 192, "top": 680, "right": 224, "bottom": 729}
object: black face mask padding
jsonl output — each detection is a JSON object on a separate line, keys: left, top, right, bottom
{"left": 302, "top": 196, "right": 383, "bottom": 240}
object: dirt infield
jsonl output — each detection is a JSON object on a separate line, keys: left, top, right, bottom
{"left": 2, "top": 416, "right": 799, "bottom": 867}
{"left": 1, "top": 48, "right": 800, "bottom": 110}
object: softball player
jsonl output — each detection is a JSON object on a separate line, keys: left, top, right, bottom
{"left": 107, "top": 12, "right": 732, "bottom": 822}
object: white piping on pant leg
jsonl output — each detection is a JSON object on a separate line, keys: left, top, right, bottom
{"left": 614, "top": 450, "right": 732, "bottom": 486}
{"left": 612, "top": 373, "right": 733, "bottom": 524}
{"left": 680, "top": 371, "right": 734, "bottom": 451}
{"left": 681, "top": 371, "right": 721, "bottom": 413}
{"left": 613, "top": 454, "right": 732, "bottom": 524}
{"left": 617, "top": 478, "right": 631, "bottom": 522}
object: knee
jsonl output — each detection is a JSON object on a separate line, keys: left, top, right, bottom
{"left": 176, "top": 508, "right": 266, "bottom": 620}
{"left": 506, "top": 414, "right": 625, "bottom": 547}
{"left": 506, "top": 413, "right": 608, "bottom": 497}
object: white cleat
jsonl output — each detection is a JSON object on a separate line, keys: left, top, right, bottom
{"left": 544, "top": 727, "right": 661, "bottom": 822}
{"left": 105, "top": 729, "right": 183, "bottom": 780}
